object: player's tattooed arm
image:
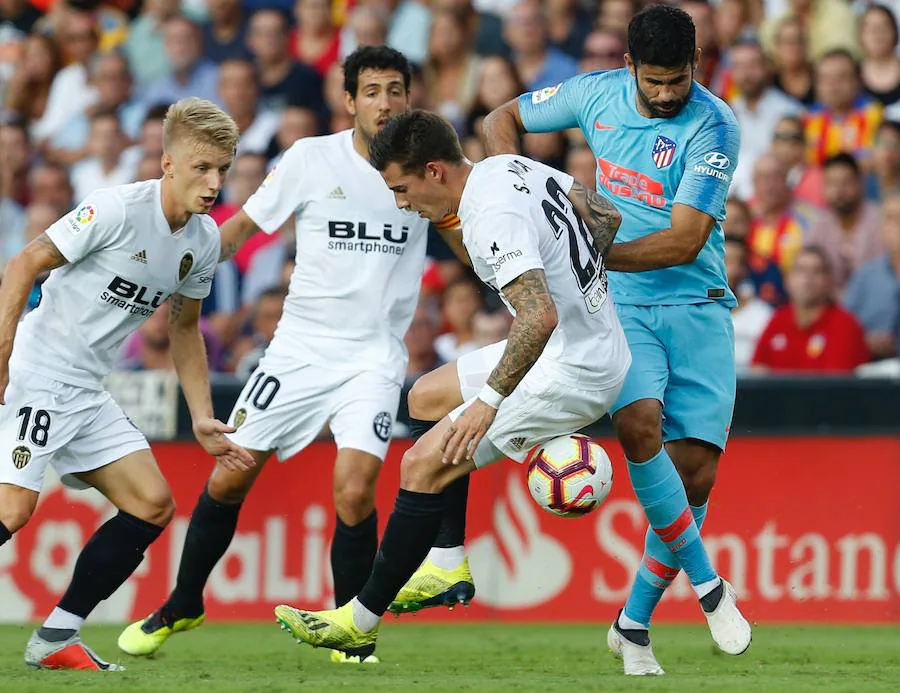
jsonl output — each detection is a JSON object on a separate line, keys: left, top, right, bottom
{"left": 0, "top": 233, "right": 68, "bottom": 403}
{"left": 486, "top": 269, "right": 558, "bottom": 397}
{"left": 219, "top": 210, "right": 260, "bottom": 262}
{"left": 482, "top": 98, "right": 527, "bottom": 156}
{"left": 567, "top": 181, "right": 622, "bottom": 258}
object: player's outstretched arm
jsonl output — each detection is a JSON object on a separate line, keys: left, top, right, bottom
{"left": 567, "top": 181, "right": 622, "bottom": 258}
{"left": 442, "top": 269, "right": 558, "bottom": 465}
{"left": 218, "top": 210, "right": 260, "bottom": 263}
{"left": 482, "top": 98, "right": 527, "bottom": 156}
{"left": 604, "top": 204, "right": 716, "bottom": 272}
{"left": 167, "top": 294, "right": 255, "bottom": 470}
{"left": 0, "top": 234, "right": 68, "bottom": 404}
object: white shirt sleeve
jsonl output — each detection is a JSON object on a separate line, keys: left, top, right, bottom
{"left": 470, "top": 209, "right": 545, "bottom": 290}
{"left": 178, "top": 219, "right": 220, "bottom": 300}
{"left": 45, "top": 191, "right": 125, "bottom": 263}
{"left": 242, "top": 140, "right": 309, "bottom": 234}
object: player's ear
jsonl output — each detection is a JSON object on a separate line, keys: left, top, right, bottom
{"left": 425, "top": 161, "right": 442, "bottom": 181}
{"left": 693, "top": 47, "right": 702, "bottom": 73}
{"left": 624, "top": 53, "right": 635, "bottom": 77}
{"left": 161, "top": 152, "right": 174, "bottom": 178}
{"left": 344, "top": 91, "right": 357, "bottom": 117}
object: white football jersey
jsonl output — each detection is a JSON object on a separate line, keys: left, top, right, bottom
{"left": 11, "top": 179, "right": 219, "bottom": 389}
{"left": 457, "top": 155, "right": 630, "bottom": 387}
{"left": 242, "top": 130, "right": 429, "bottom": 383}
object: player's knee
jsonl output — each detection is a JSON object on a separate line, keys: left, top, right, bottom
{"left": 333, "top": 477, "right": 377, "bottom": 524}
{"left": 408, "top": 376, "right": 450, "bottom": 421}
{"left": 207, "top": 470, "right": 253, "bottom": 505}
{"left": 134, "top": 486, "right": 176, "bottom": 527}
{"left": 0, "top": 505, "right": 33, "bottom": 534}
{"left": 682, "top": 460, "right": 718, "bottom": 506}
{"left": 399, "top": 445, "right": 442, "bottom": 493}
{"left": 613, "top": 403, "right": 663, "bottom": 460}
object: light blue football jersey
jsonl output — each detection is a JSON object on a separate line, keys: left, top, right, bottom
{"left": 518, "top": 69, "right": 739, "bottom": 307}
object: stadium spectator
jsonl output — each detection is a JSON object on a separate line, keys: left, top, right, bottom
{"left": 119, "top": 300, "right": 176, "bottom": 372}
{"left": 748, "top": 153, "right": 816, "bottom": 277}
{"left": 291, "top": 0, "right": 341, "bottom": 77}
{"left": 504, "top": 0, "right": 577, "bottom": 91}
{"left": 0, "top": 0, "right": 41, "bottom": 34}
{"left": 868, "top": 119, "right": 900, "bottom": 201}
{"left": 465, "top": 55, "right": 523, "bottom": 137}
{"left": 471, "top": 307, "right": 511, "bottom": 346}
{"left": 715, "top": 0, "right": 755, "bottom": 50}
{"left": 804, "top": 50, "right": 882, "bottom": 167}
{"left": 203, "top": 0, "right": 251, "bottom": 64}
{"left": 729, "top": 38, "right": 803, "bottom": 200}
{"left": 761, "top": 0, "right": 860, "bottom": 62}
{"left": 725, "top": 197, "right": 752, "bottom": 242}
{"left": 726, "top": 237, "right": 774, "bottom": 369}
{"left": 425, "top": 7, "right": 481, "bottom": 132}
{"left": 566, "top": 144, "right": 596, "bottom": 189}
{"left": 231, "top": 287, "right": 287, "bottom": 378}
{"left": 387, "top": 0, "right": 433, "bottom": 67}
{"left": 69, "top": 111, "right": 139, "bottom": 201}
{"left": 3, "top": 33, "right": 60, "bottom": 128}
{"left": 136, "top": 155, "right": 163, "bottom": 181}
{"left": 323, "top": 62, "right": 352, "bottom": 132}
{"left": 136, "top": 105, "right": 168, "bottom": 162}
{"left": 247, "top": 8, "right": 324, "bottom": 114}
{"left": 31, "top": 6, "right": 99, "bottom": 144}
{"left": 49, "top": 51, "right": 144, "bottom": 165}
{"left": 28, "top": 162, "right": 72, "bottom": 214}
{"left": 0, "top": 119, "right": 32, "bottom": 207}
{"left": 434, "top": 274, "right": 482, "bottom": 362}
{"left": 212, "top": 152, "right": 273, "bottom": 274}
{"left": 218, "top": 59, "right": 281, "bottom": 156}
{"left": 769, "top": 16, "right": 816, "bottom": 106}
{"left": 404, "top": 298, "right": 444, "bottom": 383}
{"left": 340, "top": 4, "right": 390, "bottom": 59}
{"left": 860, "top": 4, "right": 900, "bottom": 108}
{"left": 266, "top": 104, "right": 321, "bottom": 161}
{"left": 729, "top": 195, "right": 788, "bottom": 305}
{"left": 770, "top": 114, "right": 825, "bottom": 207}
{"left": 545, "top": 0, "right": 591, "bottom": 61}
{"left": 805, "top": 153, "right": 884, "bottom": 289}
{"left": 597, "top": 0, "right": 636, "bottom": 35}
{"left": 124, "top": 0, "right": 180, "bottom": 87}
{"left": 2, "top": 200, "right": 56, "bottom": 271}
{"left": 438, "top": 0, "right": 510, "bottom": 59}
{"left": 579, "top": 28, "right": 625, "bottom": 73}
{"left": 681, "top": 0, "right": 722, "bottom": 89}
{"left": 752, "top": 246, "right": 870, "bottom": 372}
{"left": 843, "top": 191, "right": 900, "bottom": 360}
{"left": 142, "top": 16, "right": 221, "bottom": 110}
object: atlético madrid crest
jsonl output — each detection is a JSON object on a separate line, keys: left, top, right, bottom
{"left": 651, "top": 135, "right": 677, "bottom": 169}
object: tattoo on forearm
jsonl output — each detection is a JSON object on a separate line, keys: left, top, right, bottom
{"left": 219, "top": 239, "right": 241, "bottom": 262}
{"left": 35, "top": 233, "right": 68, "bottom": 269}
{"left": 569, "top": 181, "right": 622, "bottom": 258}
{"left": 169, "top": 294, "right": 183, "bottom": 323}
{"left": 486, "top": 269, "right": 556, "bottom": 397}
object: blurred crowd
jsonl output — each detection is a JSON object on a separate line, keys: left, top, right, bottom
{"left": 1, "top": 0, "right": 900, "bottom": 383}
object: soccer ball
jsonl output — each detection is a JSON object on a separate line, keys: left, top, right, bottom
{"left": 526, "top": 434, "right": 613, "bottom": 517}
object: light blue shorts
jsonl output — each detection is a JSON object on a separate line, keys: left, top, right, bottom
{"left": 610, "top": 302, "right": 736, "bottom": 450}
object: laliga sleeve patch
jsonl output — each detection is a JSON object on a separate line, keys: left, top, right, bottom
{"left": 67, "top": 204, "right": 96, "bottom": 234}
{"left": 531, "top": 84, "right": 561, "bottom": 104}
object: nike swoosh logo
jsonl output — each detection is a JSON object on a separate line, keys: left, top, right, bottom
{"left": 573, "top": 485, "right": 595, "bottom": 502}
{"left": 594, "top": 122, "right": 617, "bottom": 131}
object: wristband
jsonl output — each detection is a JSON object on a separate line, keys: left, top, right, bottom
{"left": 478, "top": 384, "right": 506, "bottom": 409}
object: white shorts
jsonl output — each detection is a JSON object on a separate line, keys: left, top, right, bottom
{"left": 0, "top": 369, "right": 149, "bottom": 492}
{"left": 227, "top": 359, "right": 401, "bottom": 462}
{"left": 452, "top": 341, "right": 625, "bottom": 468}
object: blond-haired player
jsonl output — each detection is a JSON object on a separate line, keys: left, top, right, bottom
{"left": 0, "top": 97, "right": 253, "bottom": 672}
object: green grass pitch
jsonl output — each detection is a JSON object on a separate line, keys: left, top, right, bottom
{"left": 0, "top": 622, "right": 898, "bottom": 692}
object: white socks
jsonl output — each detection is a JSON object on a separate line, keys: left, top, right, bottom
{"left": 618, "top": 611, "right": 649, "bottom": 631}
{"left": 693, "top": 577, "right": 721, "bottom": 600}
{"left": 426, "top": 545, "right": 465, "bottom": 571}
{"left": 351, "top": 598, "right": 380, "bottom": 633}
{"left": 43, "top": 607, "right": 85, "bottom": 632}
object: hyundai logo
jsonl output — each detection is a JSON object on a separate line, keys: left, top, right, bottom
{"left": 703, "top": 152, "right": 730, "bottom": 169}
